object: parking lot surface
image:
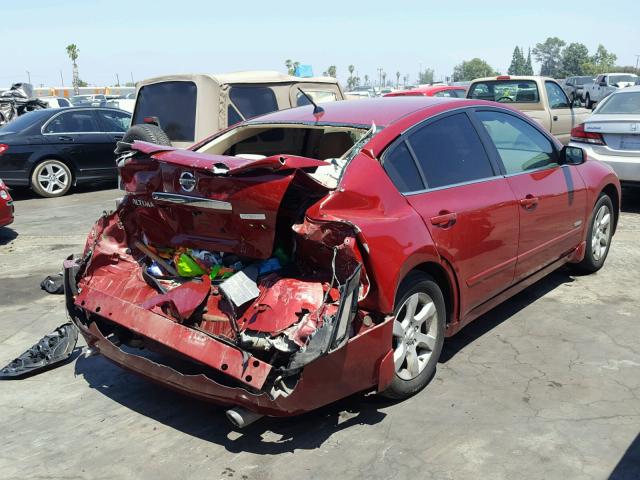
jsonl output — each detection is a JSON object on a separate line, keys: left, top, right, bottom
{"left": 1, "top": 186, "right": 639, "bottom": 480}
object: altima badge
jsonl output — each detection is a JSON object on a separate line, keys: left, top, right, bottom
{"left": 179, "top": 172, "right": 196, "bottom": 192}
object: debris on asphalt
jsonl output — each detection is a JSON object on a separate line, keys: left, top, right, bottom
{"left": 40, "top": 272, "right": 64, "bottom": 294}
{"left": 0, "top": 322, "right": 78, "bottom": 379}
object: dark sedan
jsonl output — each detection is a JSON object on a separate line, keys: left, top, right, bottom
{"left": 0, "top": 107, "right": 131, "bottom": 197}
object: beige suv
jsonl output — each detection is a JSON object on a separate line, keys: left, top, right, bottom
{"left": 467, "top": 76, "right": 590, "bottom": 144}
{"left": 131, "top": 71, "right": 345, "bottom": 147}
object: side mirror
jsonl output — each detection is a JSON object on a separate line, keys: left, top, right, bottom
{"left": 560, "top": 145, "right": 585, "bottom": 165}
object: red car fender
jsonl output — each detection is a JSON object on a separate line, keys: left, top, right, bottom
{"left": 574, "top": 158, "right": 622, "bottom": 232}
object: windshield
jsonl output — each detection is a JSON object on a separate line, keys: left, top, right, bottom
{"left": 596, "top": 91, "right": 640, "bottom": 114}
{"left": 468, "top": 80, "right": 540, "bottom": 103}
{"left": 609, "top": 75, "right": 638, "bottom": 85}
{"left": 576, "top": 76, "right": 594, "bottom": 85}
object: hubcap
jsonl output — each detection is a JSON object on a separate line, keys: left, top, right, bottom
{"left": 37, "top": 163, "right": 68, "bottom": 194}
{"left": 392, "top": 292, "right": 439, "bottom": 381}
{"left": 591, "top": 204, "right": 611, "bottom": 261}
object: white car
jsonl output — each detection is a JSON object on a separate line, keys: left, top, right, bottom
{"left": 569, "top": 85, "right": 640, "bottom": 185}
{"left": 39, "top": 96, "right": 72, "bottom": 108}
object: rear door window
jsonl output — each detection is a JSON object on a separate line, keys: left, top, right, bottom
{"left": 407, "top": 113, "right": 494, "bottom": 189}
{"left": 44, "top": 110, "right": 100, "bottom": 133}
{"left": 229, "top": 86, "right": 278, "bottom": 119}
{"left": 96, "top": 110, "right": 131, "bottom": 132}
{"left": 545, "top": 81, "right": 570, "bottom": 109}
{"left": 132, "top": 81, "right": 197, "bottom": 142}
{"left": 382, "top": 141, "right": 425, "bottom": 193}
{"left": 476, "top": 110, "right": 557, "bottom": 174}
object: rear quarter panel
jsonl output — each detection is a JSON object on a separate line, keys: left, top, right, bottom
{"left": 574, "top": 157, "right": 622, "bottom": 226}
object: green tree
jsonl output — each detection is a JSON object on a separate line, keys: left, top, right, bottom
{"left": 327, "top": 65, "right": 336, "bottom": 78}
{"left": 452, "top": 58, "right": 497, "bottom": 82}
{"left": 583, "top": 44, "right": 618, "bottom": 74}
{"left": 524, "top": 48, "right": 534, "bottom": 75}
{"left": 532, "top": 37, "right": 566, "bottom": 77}
{"left": 285, "top": 59, "right": 300, "bottom": 75}
{"left": 561, "top": 42, "right": 590, "bottom": 76}
{"left": 381, "top": 71, "right": 387, "bottom": 87}
{"left": 66, "top": 44, "right": 80, "bottom": 95}
{"left": 508, "top": 46, "right": 526, "bottom": 75}
{"left": 396, "top": 71, "right": 401, "bottom": 88}
{"left": 364, "top": 74, "right": 369, "bottom": 85}
{"left": 77, "top": 79, "right": 88, "bottom": 87}
{"left": 418, "top": 68, "right": 434, "bottom": 84}
{"left": 347, "top": 64, "right": 356, "bottom": 89}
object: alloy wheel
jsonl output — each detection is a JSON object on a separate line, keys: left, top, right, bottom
{"left": 591, "top": 204, "right": 611, "bottom": 261}
{"left": 392, "top": 292, "right": 439, "bottom": 381}
{"left": 37, "top": 162, "right": 69, "bottom": 195}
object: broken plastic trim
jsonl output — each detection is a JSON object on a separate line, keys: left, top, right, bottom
{"left": 0, "top": 323, "right": 78, "bottom": 379}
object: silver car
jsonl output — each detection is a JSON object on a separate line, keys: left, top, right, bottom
{"left": 570, "top": 85, "right": 640, "bottom": 185}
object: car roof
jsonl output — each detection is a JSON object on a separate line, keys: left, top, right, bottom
{"left": 608, "top": 85, "right": 640, "bottom": 93}
{"left": 138, "top": 71, "right": 339, "bottom": 87}
{"left": 246, "top": 96, "right": 470, "bottom": 127}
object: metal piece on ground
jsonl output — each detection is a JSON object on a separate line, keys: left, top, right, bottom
{"left": 226, "top": 407, "right": 264, "bottom": 429}
{"left": 0, "top": 322, "right": 79, "bottom": 379}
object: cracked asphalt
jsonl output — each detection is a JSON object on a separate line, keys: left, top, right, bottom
{"left": 0, "top": 185, "right": 638, "bottom": 480}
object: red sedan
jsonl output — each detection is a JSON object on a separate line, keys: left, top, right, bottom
{"left": 0, "top": 179, "right": 14, "bottom": 227}
{"left": 65, "top": 97, "right": 620, "bottom": 426}
{"left": 384, "top": 85, "right": 467, "bottom": 98}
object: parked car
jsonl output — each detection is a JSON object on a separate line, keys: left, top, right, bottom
{"left": 570, "top": 85, "right": 640, "bottom": 186}
{"left": 69, "top": 94, "right": 107, "bottom": 107}
{"left": 131, "top": 71, "right": 345, "bottom": 147}
{"left": 39, "top": 96, "right": 72, "bottom": 108}
{"left": 583, "top": 73, "right": 638, "bottom": 109}
{"left": 467, "top": 75, "right": 590, "bottom": 143}
{"left": 106, "top": 98, "right": 135, "bottom": 113}
{"left": 0, "top": 107, "right": 131, "bottom": 197}
{"left": 384, "top": 85, "right": 466, "bottom": 98}
{"left": 345, "top": 90, "right": 374, "bottom": 99}
{"left": 65, "top": 97, "right": 620, "bottom": 426}
{"left": 563, "top": 76, "right": 595, "bottom": 103}
{"left": 0, "top": 178, "right": 14, "bottom": 227}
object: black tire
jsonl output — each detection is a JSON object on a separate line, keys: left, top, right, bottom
{"left": 585, "top": 94, "right": 592, "bottom": 109}
{"left": 30, "top": 159, "right": 73, "bottom": 198}
{"left": 381, "top": 272, "right": 446, "bottom": 400}
{"left": 572, "top": 193, "right": 614, "bottom": 274}
{"left": 117, "top": 124, "right": 171, "bottom": 153}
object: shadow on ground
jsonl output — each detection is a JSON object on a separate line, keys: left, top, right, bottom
{"left": 621, "top": 187, "right": 640, "bottom": 214}
{"left": 8, "top": 181, "right": 116, "bottom": 201}
{"left": 71, "top": 266, "right": 576, "bottom": 451}
{"left": 0, "top": 227, "right": 18, "bottom": 245}
{"left": 609, "top": 432, "right": 640, "bottom": 479}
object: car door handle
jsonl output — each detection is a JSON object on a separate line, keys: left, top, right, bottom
{"left": 553, "top": 115, "right": 558, "bottom": 121}
{"left": 430, "top": 211, "right": 457, "bottom": 228}
{"left": 519, "top": 195, "right": 539, "bottom": 209}
{"left": 58, "top": 135, "right": 73, "bottom": 142}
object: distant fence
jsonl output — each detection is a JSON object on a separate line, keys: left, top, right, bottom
{"left": 0, "top": 86, "right": 136, "bottom": 97}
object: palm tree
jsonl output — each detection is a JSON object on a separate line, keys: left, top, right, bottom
{"left": 396, "top": 71, "right": 400, "bottom": 88}
{"left": 364, "top": 74, "right": 369, "bottom": 86}
{"left": 66, "top": 44, "right": 80, "bottom": 95}
{"left": 382, "top": 72, "right": 387, "bottom": 87}
{"left": 347, "top": 65, "right": 355, "bottom": 90}
{"left": 285, "top": 59, "right": 293, "bottom": 75}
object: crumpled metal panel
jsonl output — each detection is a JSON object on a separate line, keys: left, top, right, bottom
{"left": 142, "top": 275, "right": 211, "bottom": 322}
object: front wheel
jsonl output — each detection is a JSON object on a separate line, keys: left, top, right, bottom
{"left": 30, "top": 159, "right": 72, "bottom": 198}
{"left": 585, "top": 94, "right": 592, "bottom": 109}
{"left": 572, "top": 194, "right": 614, "bottom": 274}
{"left": 380, "top": 272, "right": 445, "bottom": 400}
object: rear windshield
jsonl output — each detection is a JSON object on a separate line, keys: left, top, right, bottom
{"left": 468, "top": 80, "right": 540, "bottom": 103}
{"left": 597, "top": 91, "right": 640, "bottom": 114}
{"left": 132, "top": 81, "right": 197, "bottom": 142}
{"left": 0, "top": 109, "right": 48, "bottom": 133}
{"left": 229, "top": 86, "right": 278, "bottom": 119}
{"left": 576, "top": 76, "right": 594, "bottom": 85}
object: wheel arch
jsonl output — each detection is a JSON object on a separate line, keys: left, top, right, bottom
{"left": 601, "top": 183, "right": 620, "bottom": 234}
{"left": 397, "top": 259, "right": 460, "bottom": 330}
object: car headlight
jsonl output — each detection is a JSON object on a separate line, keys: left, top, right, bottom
{"left": 0, "top": 190, "right": 8, "bottom": 200}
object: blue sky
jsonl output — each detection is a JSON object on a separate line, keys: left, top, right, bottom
{"left": 3, "top": 0, "right": 639, "bottom": 87}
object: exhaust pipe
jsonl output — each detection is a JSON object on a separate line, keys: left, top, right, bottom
{"left": 226, "top": 407, "right": 264, "bottom": 429}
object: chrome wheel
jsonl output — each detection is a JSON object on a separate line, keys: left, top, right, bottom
{"left": 392, "top": 292, "right": 439, "bottom": 381}
{"left": 591, "top": 204, "right": 611, "bottom": 261}
{"left": 35, "top": 161, "right": 70, "bottom": 196}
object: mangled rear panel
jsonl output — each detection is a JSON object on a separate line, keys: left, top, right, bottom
{"left": 67, "top": 147, "right": 392, "bottom": 414}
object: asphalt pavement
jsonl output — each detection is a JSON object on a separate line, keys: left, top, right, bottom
{"left": 0, "top": 185, "right": 639, "bottom": 480}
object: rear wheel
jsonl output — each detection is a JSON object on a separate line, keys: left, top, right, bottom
{"left": 30, "top": 159, "right": 72, "bottom": 198}
{"left": 572, "top": 193, "right": 614, "bottom": 273}
{"left": 585, "top": 94, "right": 592, "bottom": 109}
{"left": 381, "top": 272, "right": 445, "bottom": 399}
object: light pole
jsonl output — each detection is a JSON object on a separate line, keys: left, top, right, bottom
{"left": 26, "top": 70, "right": 31, "bottom": 84}
{"left": 635, "top": 54, "right": 640, "bottom": 73}
{"left": 59, "top": 69, "right": 64, "bottom": 87}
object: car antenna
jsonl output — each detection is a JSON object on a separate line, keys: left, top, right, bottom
{"left": 298, "top": 87, "right": 324, "bottom": 114}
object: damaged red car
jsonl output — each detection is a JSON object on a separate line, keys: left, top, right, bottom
{"left": 65, "top": 97, "right": 620, "bottom": 427}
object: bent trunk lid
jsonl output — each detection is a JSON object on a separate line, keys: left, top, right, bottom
{"left": 120, "top": 141, "right": 328, "bottom": 258}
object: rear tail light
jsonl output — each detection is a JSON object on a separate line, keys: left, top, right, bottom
{"left": 0, "top": 144, "right": 8, "bottom": 156}
{"left": 570, "top": 123, "right": 605, "bottom": 145}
